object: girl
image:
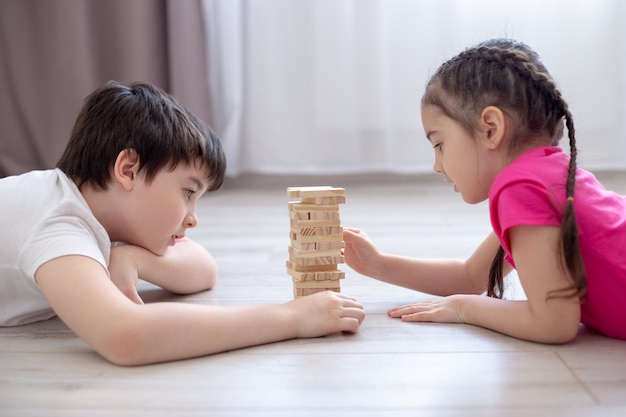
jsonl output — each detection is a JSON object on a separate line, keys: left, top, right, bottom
{"left": 343, "top": 38, "right": 626, "bottom": 343}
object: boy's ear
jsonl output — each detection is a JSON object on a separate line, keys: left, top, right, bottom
{"left": 113, "top": 149, "right": 140, "bottom": 191}
{"left": 479, "top": 106, "right": 506, "bottom": 150}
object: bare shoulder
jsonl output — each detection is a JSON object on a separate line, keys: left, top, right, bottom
{"left": 36, "top": 254, "right": 131, "bottom": 317}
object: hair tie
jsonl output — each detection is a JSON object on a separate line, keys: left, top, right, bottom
{"left": 567, "top": 196, "right": 574, "bottom": 202}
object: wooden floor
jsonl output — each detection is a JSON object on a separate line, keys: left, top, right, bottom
{"left": 2, "top": 172, "right": 626, "bottom": 417}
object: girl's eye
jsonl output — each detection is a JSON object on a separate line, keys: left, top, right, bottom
{"left": 185, "top": 189, "right": 196, "bottom": 200}
{"left": 433, "top": 143, "right": 443, "bottom": 151}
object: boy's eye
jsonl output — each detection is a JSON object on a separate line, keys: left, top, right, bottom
{"left": 185, "top": 189, "right": 196, "bottom": 199}
{"left": 432, "top": 143, "right": 443, "bottom": 151}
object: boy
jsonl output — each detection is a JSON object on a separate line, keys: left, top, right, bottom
{"left": 0, "top": 81, "right": 365, "bottom": 366}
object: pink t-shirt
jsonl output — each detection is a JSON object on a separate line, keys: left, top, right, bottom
{"left": 489, "top": 146, "right": 626, "bottom": 339}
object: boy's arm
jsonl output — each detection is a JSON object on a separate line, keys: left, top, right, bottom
{"left": 109, "top": 237, "right": 217, "bottom": 295}
{"left": 36, "top": 255, "right": 364, "bottom": 366}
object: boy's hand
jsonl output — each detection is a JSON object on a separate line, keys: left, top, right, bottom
{"left": 108, "top": 245, "right": 144, "bottom": 304}
{"left": 288, "top": 291, "right": 365, "bottom": 337}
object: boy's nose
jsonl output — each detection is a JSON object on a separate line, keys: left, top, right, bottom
{"left": 184, "top": 212, "right": 198, "bottom": 228}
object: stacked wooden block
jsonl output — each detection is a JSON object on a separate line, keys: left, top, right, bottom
{"left": 286, "top": 186, "right": 346, "bottom": 298}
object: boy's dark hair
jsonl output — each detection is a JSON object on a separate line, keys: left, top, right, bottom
{"left": 57, "top": 81, "right": 226, "bottom": 192}
{"left": 421, "top": 38, "right": 585, "bottom": 300}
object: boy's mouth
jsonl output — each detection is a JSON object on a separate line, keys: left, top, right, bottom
{"left": 170, "top": 234, "right": 185, "bottom": 246}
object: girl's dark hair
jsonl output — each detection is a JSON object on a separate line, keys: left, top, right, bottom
{"left": 57, "top": 81, "right": 226, "bottom": 192}
{"left": 421, "top": 38, "right": 585, "bottom": 300}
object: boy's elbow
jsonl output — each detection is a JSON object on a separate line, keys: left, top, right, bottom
{"left": 193, "top": 255, "right": 218, "bottom": 291}
{"left": 204, "top": 255, "right": 218, "bottom": 289}
{"left": 168, "top": 239, "right": 218, "bottom": 293}
{"left": 94, "top": 320, "right": 151, "bottom": 366}
{"left": 169, "top": 252, "right": 217, "bottom": 294}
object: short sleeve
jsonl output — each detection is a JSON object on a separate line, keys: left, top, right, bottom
{"left": 20, "top": 206, "right": 110, "bottom": 281}
{"left": 490, "top": 179, "right": 563, "bottom": 263}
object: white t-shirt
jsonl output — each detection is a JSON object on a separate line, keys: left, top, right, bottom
{"left": 0, "top": 169, "right": 110, "bottom": 326}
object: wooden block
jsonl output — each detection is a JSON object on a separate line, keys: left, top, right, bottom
{"left": 300, "top": 195, "right": 346, "bottom": 205}
{"left": 290, "top": 231, "right": 343, "bottom": 243}
{"left": 289, "top": 210, "right": 340, "bottom": 221}
{"left": 291, "top": 225, "right": 342, "bottom": 236}
{"left": 307, "top": 211, "right": 340, "bottom": 220}
{"left": 287, "top": 186, "right": 345, "bottom": 199}
{"left": 290, "top": 218, "right": 341, "bottom": 229}
{"left": 288, "top": 202, "right": 340, "bottom": 212}
{"left": 289, "top": 211, "right": 314, "bottom": 221}
{"left": 294, "top": 286, "right": 341, "bottom": 297}
{"left": 287, "top": 186, "right": 346, "bottom": 205}
{"left": 289, "top": 254, "right": 344, "bottom": 266}
{"left": 289, "top": 246, "right": 342, "bottom": 258}
{"left": 293, "top": 279, "right": 341, "bottom": 298}
{"left": 294, "top": 279, "right": 342, "bottom": 288}
{"left": 288, "top": 247, "right": 344, "bottom": 266}
{"left": 288, "top": 269, "right": 345, "bottom": 282}
{"left": 289, "top": 240, "right": 344, "bottom": 251}
{"left": 286, "top": 260, "right": 339, "bottom": 272}
{"left": 288, "top": 210, "right": 340, "bottom": 221}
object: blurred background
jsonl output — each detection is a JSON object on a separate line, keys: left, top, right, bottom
{"left": 1, "top": 0, "right": 625, "bottom": 179}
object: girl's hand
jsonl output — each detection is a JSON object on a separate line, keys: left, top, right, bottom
{"left": 342, "top": 228, "right": 384, "bottom": 278}
{"left": 387, "top": 295, "right": 467, "bottom": 323}
{"left": 108, "top": 244, "right": 144, "bottom": 304}
{"left": 288, "top": 291, "right": 366, "bottom": 337}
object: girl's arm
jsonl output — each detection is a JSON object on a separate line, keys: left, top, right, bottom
{"left": 461, "top": 225, "right": 581, "bottom": 342}
{"left": 108, "top": 237, "right": 217, "bottom": 301}
{"left": 343, "top": 229, "right": 509, "bottom": 296}
{"left": 392, "top": 225, "right": 581, "bottom": 343}
{"left": 36, "top": 255, "right": 365, "bottom": 366}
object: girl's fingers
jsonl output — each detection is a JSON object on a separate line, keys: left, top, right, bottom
{"left": 388, "top": 302, "right": 433, "bottom": 318}
{"left": 388, "top": 304, "right": 419, "bottom": 316}
{"left": 388, "top": 299, "right": 462, "bottom": 324}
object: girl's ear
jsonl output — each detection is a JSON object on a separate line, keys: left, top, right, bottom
{"left": 113, "top": 149, "right": 140, "bottom": 191}
{"left": 479, "top": 106, "right": 506, "bottom": 150}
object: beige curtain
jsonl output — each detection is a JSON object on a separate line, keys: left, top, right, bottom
{"left": 0, "top": 0, "right": 212, "bottom": 177}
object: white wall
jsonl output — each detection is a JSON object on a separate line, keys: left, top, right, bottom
{"left": 204, "top": 0, "right": 626, "bottom": 176}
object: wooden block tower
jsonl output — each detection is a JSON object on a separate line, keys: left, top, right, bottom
{"left": 286, "top": 186, "right": 346, "bottom": 298}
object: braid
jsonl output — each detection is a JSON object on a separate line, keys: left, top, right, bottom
{"left": 487, "top": 246, "right": 506, "bottom": 298}
{"left": 481, "top": 47, "right": 587, "bottom": 298}
{"left": 426, "top": 39, "right": 587, "bottom": 299}
{"left": 554, "top": 105, "right": 587, "bottom": 299}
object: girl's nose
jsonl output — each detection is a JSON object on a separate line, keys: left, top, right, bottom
{"left": 433, "top": 159, "right": 444, "bottom": 174}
